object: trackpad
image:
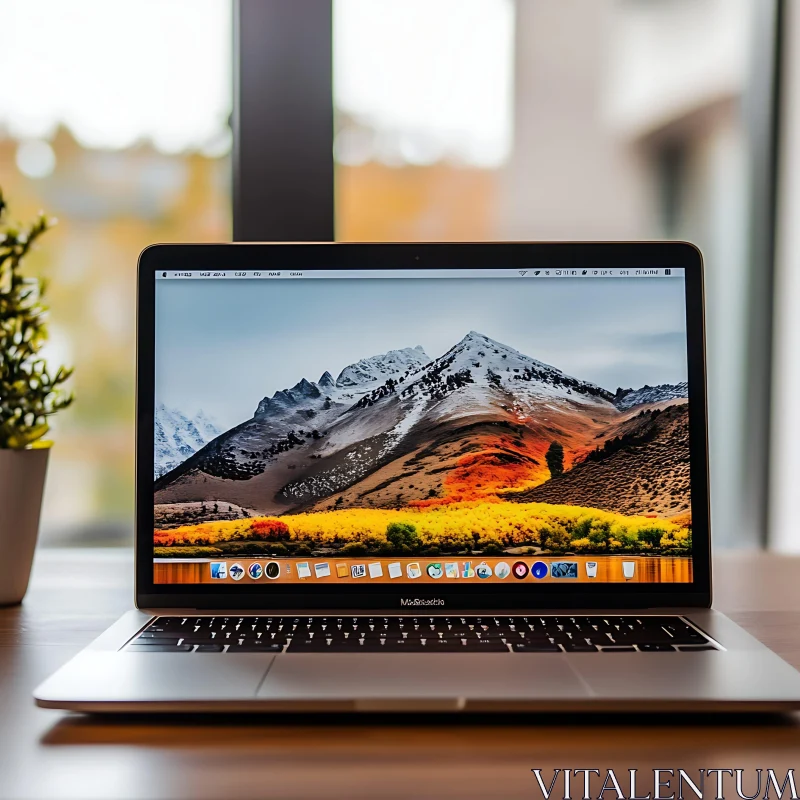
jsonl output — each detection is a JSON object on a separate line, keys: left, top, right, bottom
{"left": 36, "top": 652, "right": 276, "bottom": 704}
{"left": 258, "top": 654, "right": 589, "bottom": 705}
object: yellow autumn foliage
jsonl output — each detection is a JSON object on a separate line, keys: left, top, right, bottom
{"left": 156, "top": 500, "right": 692, "bottom": 554}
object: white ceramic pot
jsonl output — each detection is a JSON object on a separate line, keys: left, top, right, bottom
{"left": 0, "top": 448, "right": 49, "bottom": 605}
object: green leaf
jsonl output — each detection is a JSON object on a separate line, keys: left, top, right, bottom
{"left": 0, "top": 186, "right": 74, "bottom": 443}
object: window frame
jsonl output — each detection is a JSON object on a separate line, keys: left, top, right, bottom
{"left": 232, "top": 0, "right": 334, "bottom": 242}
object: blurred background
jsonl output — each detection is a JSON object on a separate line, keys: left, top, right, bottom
{"left": 1, "top": 0, "right": 797, "bottom": 552}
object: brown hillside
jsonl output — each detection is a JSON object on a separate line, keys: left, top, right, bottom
{"left": 508, "top": 403, "right": 690, "bottom": 517}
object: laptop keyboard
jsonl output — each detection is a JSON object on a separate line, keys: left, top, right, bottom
{"left": 126, "top": 615, "right": 717, "bottom": 653}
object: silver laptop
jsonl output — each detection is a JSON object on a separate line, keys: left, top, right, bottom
{"left": 34, "top": 242, "right": 800, "bottom": 713}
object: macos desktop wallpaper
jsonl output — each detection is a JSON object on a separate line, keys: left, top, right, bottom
{"left": 152, "top": 274, "right": 693, "bottom": 584}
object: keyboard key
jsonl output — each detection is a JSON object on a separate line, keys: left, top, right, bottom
{"left": 384, "top": 639, "right": 425, "bottom": 651}
{"left": 131, "top": 637, "right": 181, "bottom": 646}
{"left": 586, "top": 633, "right": 615, "bottom": 647}
{"left": 600, "top": 646, "right": 636, "bottom": 652}
{"left": 512, "top": 642, "right": 562, "bottom": 653}
{"left": 670, "top": 634, "right": 708, "bottom": 645}
{"left": 460, "top": 640, "right": 509, "bottom": 652}
{"left": 286, "top": 640, "right": 334, "bottom": 652}
{"left": 638, "top": 644, "right": 675, "bottom": 652}
{"left": 562, "top": 641, "right": 598, "bottom": 652}
{"left": 195, "top": 644, "right": 224, "bottom": 653}
{"left": 355, "top": 642, "right": 393, "bottom": 652}
{"left": 228, "top": 643, "right": 284, "bottom": 653}
{"left": 612, "top": 633, "right": 673, "bottom": 646}
{"left": 677, "top": 645, "right": 717, "bottom": 652}
{"left": 127, "top": 644, "right": 194, "bottom": 652}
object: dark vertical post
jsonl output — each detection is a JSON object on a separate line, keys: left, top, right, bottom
{"left": 741, "top": 0, "right": 785, "bottom": 546}
{"left": 232, "top": 0, "right": 334, "bottom": 241}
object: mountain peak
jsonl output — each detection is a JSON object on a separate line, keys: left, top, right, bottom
{"left": 318, "top": 370, "right": 335, "bottom": 388}
{"left": 256, "top": 378, "right": 322, "bottom": 416}
{"left": 458, "top": 330, "right": 493, "bottom": 347}
{"left": 291, "top": 378, "right": 321, "bottom": 398}
{"left": 451, "top": 330, "right": 524, "bottom": 358}
{"left": 335, "top": 345, "right": 431, "bottom": 388}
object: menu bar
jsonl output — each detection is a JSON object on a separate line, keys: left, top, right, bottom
{"left": 157, "top": 268, "right": 684, "bottom": 280}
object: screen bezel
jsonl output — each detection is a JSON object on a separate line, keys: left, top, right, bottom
{"left": 136, "top": 242, "right": 711, "bottom": 610}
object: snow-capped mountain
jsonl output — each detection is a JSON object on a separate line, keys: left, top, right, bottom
{"left": 154, "top": 332, "right": 627, "bottom": 510}
{"left": 613, "top": 382, "right": 689, "bottom": 410}
{"left": 251, "top": 331, "right": 612, "bottom": 459}
{"left": 335, "top": 345, "right": 430, "bottom": 388}
{"left": 154, "top": 405, "right": 221, "bottom": 478}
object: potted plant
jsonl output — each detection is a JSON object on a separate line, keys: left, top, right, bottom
{"left": 0, "top": 189, "right": 73, "bottom": 605}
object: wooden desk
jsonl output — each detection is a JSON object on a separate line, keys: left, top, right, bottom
{"left": 2, "top": 549, "right": 800, "bottom": 799}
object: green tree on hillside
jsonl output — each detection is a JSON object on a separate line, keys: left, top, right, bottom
{"left": 386, "top": 521, "right": 419, "bottom": 553}
{"left": 545, "top": 440, "right": 564, "bottom": 479}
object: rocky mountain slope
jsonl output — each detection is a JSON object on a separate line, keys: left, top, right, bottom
{"left": 613, "top": 382, "right": 689, "bottom": 410}
{"left": 509, "top": 403, "right": 690, "bottom": 516}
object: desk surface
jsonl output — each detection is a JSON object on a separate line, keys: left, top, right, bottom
{"left": 3, "top": 549, "right": 800, "bottom": 800}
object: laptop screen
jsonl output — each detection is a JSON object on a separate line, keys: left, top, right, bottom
{"left": 152, "top": 268, "right": 692, "bottom": 587}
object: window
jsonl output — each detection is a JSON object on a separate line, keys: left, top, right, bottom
{"left": 1, "top": 0, "right": 232, "bottom": 545}
{"left": 331, "top": 0, "right": 762, "bottom": 546}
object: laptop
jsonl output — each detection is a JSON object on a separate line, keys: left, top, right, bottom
{"left": 34, "top": 242, "right": 800, "bottom": 712}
